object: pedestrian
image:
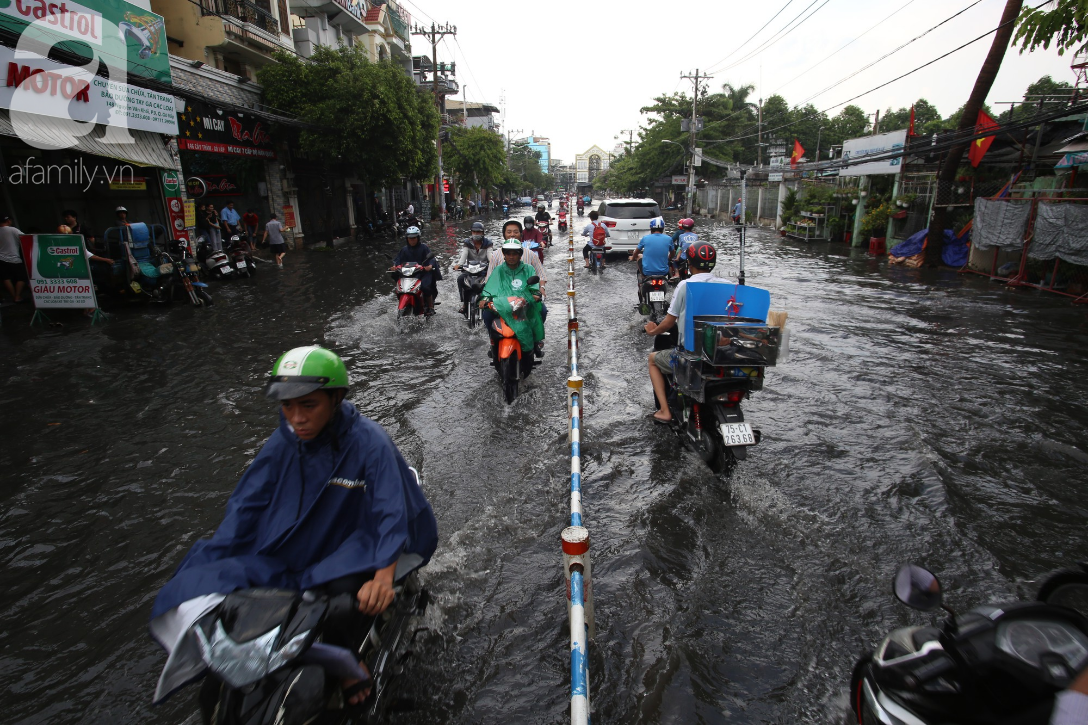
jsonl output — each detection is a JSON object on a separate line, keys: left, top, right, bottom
{"left": 205, "top": 204, "right": 223, "bottom": 252}
{"left": 220, "top": 201, "right": 241, "bottom": 238}
{"left": 242, "top": 208, "right": 259, "bottom": 246}
{"left": 263, "top": 213, "right": 287, "bottom": 267}
{"left": 62, "top": 209, "right": 90, "bottom": 239}
{"left": 732, "top": 198, "right": 742, "bottom": 226}
{"left": 0, "top": 213, "right": 29, "bottom": 303}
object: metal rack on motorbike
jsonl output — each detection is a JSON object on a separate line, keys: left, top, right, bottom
{"left": 562, "top": 221, "right": 595, "bottom": 725}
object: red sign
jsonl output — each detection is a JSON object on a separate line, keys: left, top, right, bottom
{"left": 282, "top": 204, "right": 296, "bottom": 228}
{"left": 186, "top": 174, "right": 241, "bottom": 198}
{"left": 177, "top": 139, "right": 276, "bottom": 158}
{"left": 177, "top": 100, "right": 277, "bottom": 159}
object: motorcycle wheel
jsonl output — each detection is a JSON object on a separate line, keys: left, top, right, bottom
{"left": 247, "top": 262, "right": 256, "bottom": 278}
{"left": 197, "top": 288, "right": 213, "bottom": 306}
{"left": 501, "top": 356, "right": 518, "bottom": 403}
{"left": 469, "top": 300, "right": 480, "bottom": 328}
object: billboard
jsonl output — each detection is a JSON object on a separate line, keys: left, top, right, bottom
{"left": 176, "top": 100, "right": 277, "bottom": 159}
{"left": 839, "top": 129, "right": 907, "bottom": 176}
{"left": 19, "top": 234, "right": 99, "bottom": 308}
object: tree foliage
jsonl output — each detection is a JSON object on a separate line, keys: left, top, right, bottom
{"left": 1015, "top": 0, "right": 1088, "bottom": 56}
{"left": 443, "top": 127, "right": 506, "bottom": 194}
{"left": 257, "top": 46, "right": 439, "bottom": 185}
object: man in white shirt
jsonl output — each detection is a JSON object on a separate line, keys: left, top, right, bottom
{"left": 0, "top": 214, "right": 28, "bottom": 303}
{"left": 643, "top": 241, "right": 729, "bottom": 423}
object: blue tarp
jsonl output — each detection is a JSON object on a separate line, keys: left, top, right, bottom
{"left": 888, "top": 228, "right": 970, "bottom": 267}
{"left": 889, "top": 229, "right": 927, "bottom": 258}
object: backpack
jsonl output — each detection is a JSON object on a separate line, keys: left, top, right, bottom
{"left": 591, "top": 222, "right": 607, "bottom": 245}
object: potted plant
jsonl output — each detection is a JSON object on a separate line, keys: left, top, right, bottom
{"left": 828, "top": 216, "right": 845, "bottom": 242}
{"left": 860, "top": 203, "right": 892, "bottom": 253}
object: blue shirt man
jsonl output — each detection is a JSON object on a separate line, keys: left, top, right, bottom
{"left": 676, "top": 230, "right": 698, "bottom": 260}
{"left": 633, "top": 231, "right": 675, "bottom": 276}
{"left": 220, "top": 203, "right": 241, "bottom": 227}
{"left": 732, "top": 200, "right": 742, "bottom": 220}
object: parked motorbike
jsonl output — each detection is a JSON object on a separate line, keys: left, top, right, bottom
{"left": 394, "top": 211, "right": 418, "bottom": 238}
{"left": 97, "top": 223, "right": 176, "bottom": 304}
{"left": 462, "top": 260, "right": 488, "bottom": 329}
{"left": 536, "top": 220, "right": 552, "bottom": 247}
{"left": 196, "top": 237, "right": 235, "bottom": 281}
{"left": 157, "top": 572, "right": 429, "bottom": 725}
{"left": 557, "top": 211, "right": 568, "bottom": 233}
{"left": 587, "top": 243, "right": 610, "bottom": 274}
{"left": 850, "top": 562, "right": 1088, "bottom": 725}
{"left": 487, "top": 278, "right": 541, "bottom": 404}
{"left": 226, "top": 235, "right": 257, "bottom": 278}
{"left": 637, "top": 270, "right": 670, "bottom": 323}
{"left": 390, "top": 263, "right": 426, "bottom": 318}
{"left": 167, "top": 239, "right": 213, "bottom": 307}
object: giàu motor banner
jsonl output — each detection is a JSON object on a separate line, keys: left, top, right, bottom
{"left": 19, "top": 233, "right": 100, "bottom": 308}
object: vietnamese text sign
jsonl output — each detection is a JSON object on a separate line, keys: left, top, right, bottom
{"left": 0, "top": 45, "right": 179, "bottom": 135}
{"left": 768, "top": 172, "right": 783, "bottom": 182}
{"left": 0, "top": 0, "right": 172, "bottom": 85}
{"left": 840, "top": 129, "right": 907, "bottom": 176}
{"left": 671, "top": 175, "right": 687, "bottom": 185}
{"left": 19, "top": 233, "right": 99, "bottom": 308}
{"left": 177, "top": 100, "right": 276, "bottom": 159}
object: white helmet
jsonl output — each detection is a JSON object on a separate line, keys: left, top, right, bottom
{"left": 115, "top": 206, "right": 127, "bottom": 213}
{"left": 501, "top": 239, "right": 524, "bottom": 252}
{"left": 405, "top": 225, "right": 421, "bottom": 237}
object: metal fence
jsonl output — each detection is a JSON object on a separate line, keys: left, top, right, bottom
{"left": 202, "top": 0, "right": 281, "bottom": 35}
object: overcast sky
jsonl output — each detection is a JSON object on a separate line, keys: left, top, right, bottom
{"left": 400, "top": 0, "right": 1079, "bottom": 165}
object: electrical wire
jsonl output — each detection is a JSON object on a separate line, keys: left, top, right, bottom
{"left": 705, "top": 0, "right": 797, "bottom": 73}
{"left": 712, "top": 0, "right": 832, "bottom": 76}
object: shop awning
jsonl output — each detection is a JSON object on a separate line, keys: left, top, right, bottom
{"left": 1056, "top": 151, "right": 1088, "bottom": 169}
{"left": 0, "top": 111, "right": 176, "bottom": 168}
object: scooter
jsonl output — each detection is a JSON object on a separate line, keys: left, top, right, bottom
{"left": 536, "top": 220, "right": 552, "bottom": 247}
{"left": 156, "top": 572, "right": 429, "bottom": 725}
{"left": 226, "top": 235, "right": 257, "bottom": 278}
{"left": 100, "top": 222, "right": 176, "bottom": 303}
{"left": 502, "top": 203, "right": 509, "bottom": 216}
{"left": 636, "top": 269, "right": 670, "bottom": 323}
{"left": 850, "top": 562, "right": 1088, "bottom": 725}
{"left": 196, "top": 237, "right": 235, "bottom": 281}
{"left": 391, "top": 263, "right": 426, "bottom": 318}
{"left": 462, "top": 260, "right": 488, "bottom": 329}
{"left": 167, "top": 239, "right": 212, "bottom": 307}
{"left": 576, "top": 204, "right": 585, "bottom": 217}
{"left": 587, "top": 243, "right": 610, "bottom": 274}
{"left": 557, "top": 211, "right": 568, "bottom": 233}
{"left": 487, "top": 287, "right": 541, "bottom": 404}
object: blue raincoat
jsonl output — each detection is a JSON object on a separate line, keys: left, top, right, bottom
{"left": 151, "top": 401, "right": 438, "bottom": 619}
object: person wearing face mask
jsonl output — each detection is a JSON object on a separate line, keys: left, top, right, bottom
{"left": 453, "top": 221, "right": 493, "bottom": 315}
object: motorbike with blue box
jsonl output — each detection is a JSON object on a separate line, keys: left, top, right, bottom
{"left": 662, "top": 282, "right": 786, "bottom": 472}
{"left": 101, "top": 223, "right": 176, "bottom": 303}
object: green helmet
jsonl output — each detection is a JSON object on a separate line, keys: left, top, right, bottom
{"left": 265, "top": 345, "right": 349, "bottom": 400}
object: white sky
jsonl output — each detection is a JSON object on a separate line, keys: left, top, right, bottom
{"left": 400, "top": 0, "right": 1079, "bottom": 165}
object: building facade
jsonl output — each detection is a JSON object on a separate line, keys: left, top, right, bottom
{"left": 575, "top": 145, "right": 611, "bottom": 183}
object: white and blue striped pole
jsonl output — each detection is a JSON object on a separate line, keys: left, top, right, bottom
{"left": 563, "top": 526, "right": 593, "bottom": 724}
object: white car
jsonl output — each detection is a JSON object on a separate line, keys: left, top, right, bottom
{"left": 593, "top": 198, "right": 664, "bottom": 252}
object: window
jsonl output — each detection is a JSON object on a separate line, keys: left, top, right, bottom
{"left": 576, "top": 159, "right": 587, "bottom": 170}
{"left": 602, "top": 202, "right": 662, "bottom": 220}
{"left": 588, "top": 155, "right": 601, "bottom": 181}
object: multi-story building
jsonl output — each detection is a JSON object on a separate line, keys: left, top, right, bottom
{"left": 514, "top": 135, "right": 550, "bottom": 173}
{"left": 575, "top": 145, "right": 611, "bottom": 183}
{"left": 446, "top": 101, "right": 500, "bottom": 132}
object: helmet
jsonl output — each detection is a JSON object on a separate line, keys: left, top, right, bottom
{"left": 230, "top": 234, "right": 241, "bottom": 243}
{"left": 679, "top": 218, "right": 695, "bottom": 230}
{"left": 686, "top": 241, "right": 717, "bottom": 271}
{"left": 503, "top": 219, "right": 523, "bottom": 233}
{"left": 471, "top": 221, "right": 484, "bottom": 233}
{"left": 523, "top": 216, "right": 535, "bottom": 227}
{"left": 501, "top": 239, "right": 524, "bottom": 252}
{"left": 265, "top": 345, "right": 349, "bottom": 401}
{"left": 649, "top": 217, "right": 664, "bottom": 231}
{"left": 115, "top": 206, "right": 127, "bottom": 213}
{"left": 405, "top": 226, "right": 421, "bottom": 237}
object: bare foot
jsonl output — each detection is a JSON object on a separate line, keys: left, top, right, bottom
{"left": 343, "top": 660, "right": 372, "bottom": 705}
{"left": 651, "top": 412, "right": 672, "bottom": 423}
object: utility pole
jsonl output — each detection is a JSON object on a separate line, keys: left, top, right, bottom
{"left": 757, "top": 98, "right": 763, "bottom": 168}
{"left": 411, "top": 21, "right": 457, "bottom": 222}
{"left": 680, "top": 69, "right": 712, "bottom": 216}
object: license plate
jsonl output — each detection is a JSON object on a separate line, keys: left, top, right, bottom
{"left": 629, "top": 231, "right": 641, "bottom": 239}
{"left": 649, "top": 291, "right": 665, "bottom": 302}
{"left": 236, "top": 262, "right": 247, "bottom": 269}
{"left": 720, "top": 422, "right": 756, "bottom": 446}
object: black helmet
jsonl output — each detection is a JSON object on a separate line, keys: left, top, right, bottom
{"left": 471, "top": 221, "right": 484, "bottom": 233}
{"left": 523, "top": 216, "right": 534, "bottom": 227}
{"left": 686, "top": 241, "right": 717, "bottom": 271}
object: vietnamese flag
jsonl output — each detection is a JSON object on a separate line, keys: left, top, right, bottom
{"left": 790, "top": 139, "right": 804, "bottom": 168}
{"left": 968, "top": 110, "right": 998, "bottom": 167}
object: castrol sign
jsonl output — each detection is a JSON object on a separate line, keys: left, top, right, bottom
{"left": 19, "top": 233, "right": 100, "bottom": 309}
{"left": 0, "top": 0, "right": 103, "bottom": 45}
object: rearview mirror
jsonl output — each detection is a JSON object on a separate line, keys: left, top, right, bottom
{"left": 527, "top": 276, "right": 540, "bottom": 286}
{"left": 894, "top": 564, "right": 943, "bottom": 612}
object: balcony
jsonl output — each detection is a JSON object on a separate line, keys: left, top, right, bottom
{"left": 203, "top": 0, "right": 281, "bottom": 35}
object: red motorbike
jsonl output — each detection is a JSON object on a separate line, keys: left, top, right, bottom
{"left": 390, "top": 263, "right": 426, "bottom": 318}
{"left": 557, "top": 210, "right": 568, "bottom": 233}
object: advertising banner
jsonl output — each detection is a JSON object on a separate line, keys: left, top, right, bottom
{"left": 840, "top": 130, "right": 907, "bottom": 177}
{"left": 19, "top": 233, "right": 99, "bottom": 308}
{"left": 161, "top": 170, "right": 189, "bottom": 244}
{"left": 671, "top": 175, "right": 687, "bottom": 185}
{"left": 176, "top": 100, "right": 276, "bottom": 159}
{"left": 0, "top": 0, "right": 171, "bottom": 84}
{"left": 0, "top": 45, "right": 179, "bottom": 135}
{"left": 185, "top": 174, "right": 242, "bottom": 198}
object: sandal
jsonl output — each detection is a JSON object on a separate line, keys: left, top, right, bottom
{"left": 646, "top": 412, "right": 671, "bottom": 426}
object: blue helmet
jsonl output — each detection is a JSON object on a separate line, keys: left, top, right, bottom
{"left": 649, "top": 217, "right": 665, "bottom": 231}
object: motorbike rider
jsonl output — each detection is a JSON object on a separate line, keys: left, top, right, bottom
{"left": 732, "top": 198, "right": 743, "bottom": 225}
{"left": 521, "top": 214, "right": 546, "bottom": 251}
{"left": 480, "top": 239, "right": 545, "bottom": 358}
{"left": 489, "top": 220, "right": 546, "bottom": 323}
{"left": 643, "top": 242, "right": 730, "bottom": 423}
{"left": 535, "top": 203, "right": 551, "bottom": 225}
{"left": 629, "top": 218, "right": 675, "bottom": 281}
{"left": 150, "top": 346, "right": 439, "bottom": 705}
{"left": 454, "top": 221, "right": 492, "bottom": 315}
{"left": 580, "top": 210, "right": 610, "bottom": 268}
{"left": 670, "top": 218, "right": 698, "bottom": 278}
{"left": 392, "top": 226, "right": 438, "bottom": 316}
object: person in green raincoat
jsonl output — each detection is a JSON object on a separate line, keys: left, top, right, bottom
{"left": 480, "top": 239, "right": 545, "bottom": 357}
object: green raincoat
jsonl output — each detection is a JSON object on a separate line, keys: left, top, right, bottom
{"left": 481, "top": 260, "right": 544, "bottom": 350}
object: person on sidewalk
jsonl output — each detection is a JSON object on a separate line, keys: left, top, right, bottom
{"left": 732, "top": 198, "right": 743, "bottom": 225}
{"left": 220, "top": 201, "right": 241, "bottom": 238}
{"left": 0, "top": 214, "right": 28, "bottom": 303}
{"left": 242, "top": 209, "right": 260, "bottom": 246}
{"left": 262, "top": 214, "right": 288, "bottom": 267}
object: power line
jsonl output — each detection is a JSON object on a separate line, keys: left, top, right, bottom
{"left": 705, "top": 0, "right": 796, "bottom": 73}
{"left": 712, "top": 0, "right": 832, "bottom": 76}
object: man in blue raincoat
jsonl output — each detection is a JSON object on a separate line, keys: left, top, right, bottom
{"left": 150, "top": 346, "right": 438, "bottom": 704}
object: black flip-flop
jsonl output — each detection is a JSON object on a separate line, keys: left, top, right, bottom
{"left": 646, "top": 413, "right": 671, "bottom": 426}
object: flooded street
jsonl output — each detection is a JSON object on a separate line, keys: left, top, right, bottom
{"left": 2, "top": 215, "right": 1087, "bottom": 723}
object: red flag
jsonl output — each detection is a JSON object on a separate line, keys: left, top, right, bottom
{"left": 908, "top": 104, "right": 916, "bottom": 137}
{"left": 790, "top": 139, "right": 804, "bottom": 168}
{"left": 968, "top": 110, "right": 998, "bottom": 167}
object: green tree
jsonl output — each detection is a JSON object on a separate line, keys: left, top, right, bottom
{"left": 444, "top": 127, "right": 506, "bottom": 194}
{"left": 257, "top": 46, "right": 439, "bottom": 185}
{"left": 508, "top": 143, "right": 548, "bottom": 189}
{"left": 879, "top": 99, "right": 942, "bottom": 133}
{"left": 1015, "top": 0, "right": 1088, "bottom": 56}
{"left": 828, "top": 105, "right": 870, "bottom": 145}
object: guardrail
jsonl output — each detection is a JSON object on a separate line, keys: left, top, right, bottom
{"left": 562, "top": 221, "right": 594, "bottom": 725}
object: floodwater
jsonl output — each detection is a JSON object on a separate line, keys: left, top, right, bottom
{"left": 2, "top": 211, "right": 1087, "bottom": 724}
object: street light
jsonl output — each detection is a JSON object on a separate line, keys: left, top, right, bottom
{"left": 814, "top": 126, "right": 825, "bottom": 170}
{"left": 616, "top": 129, "right": 634, "bottom": 155}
